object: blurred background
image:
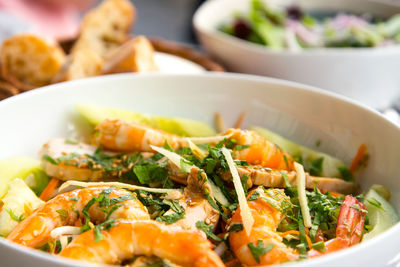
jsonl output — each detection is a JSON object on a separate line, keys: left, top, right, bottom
{"left": 0, "top": 0, "right": 203, "bottom": 44}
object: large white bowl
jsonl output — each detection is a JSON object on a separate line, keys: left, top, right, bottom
{"left": 0, "top": 73, "right": 399, "bottom": 266}
{"left": 193, "top": 0, "right": 400, "bottom": 109}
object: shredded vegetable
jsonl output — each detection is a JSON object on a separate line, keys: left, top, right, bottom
{"left": 222, "top": 147, "right": 254, "bottom": 236}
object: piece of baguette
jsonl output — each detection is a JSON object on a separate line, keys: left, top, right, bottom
{"left": 1, "top": 34, "right": 65, "bottom": 91}
{"left": 73, "top": 0, "right": 136, "bottom": 58}
{"left": 52, "top": 49, "right": 103, "bottom": 82}
{"left": 56, "top": 0, "right": 136, "bottom": 81}
{"left": 102, "top": 36, "right": 158, "bottom": 74}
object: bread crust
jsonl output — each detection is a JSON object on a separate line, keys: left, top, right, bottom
{"left": 56, "top": 0, "right": 136, "bottom": 81}
{"left": 102, "top": 36, "right": 158, "bottom": 74}
{"left": 1, "top": 34, "right": 66, "bottom": 91}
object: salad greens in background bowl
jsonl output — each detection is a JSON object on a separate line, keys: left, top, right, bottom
{"left": 0, "top": 73, "right": 399, "bottom": 266}
{"left": 193, "top": 0, "right": 400, "bottom": 109}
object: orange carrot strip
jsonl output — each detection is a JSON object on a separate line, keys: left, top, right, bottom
{"left": 320, "top": 189, "right": 343, "bottom": 198}
{"left": 280, "top": 230, "right": 313, "bottom": 249}
{"left": 304, "top": 235, "right": 313, "bottom": 250}
{"left": 40, "top": 177, "right": 60, "bottom": 201}
{"left": 234, "top": 111, "right": 246, "bottom": 129}
{"left": 349, "top": 143, "right": 367, "bottom": 173}
{"left": 280, "top": 230, "right": 301, "bottom": 237}
{"left": 0, "top": 201, "right": 3, "bottom": 212}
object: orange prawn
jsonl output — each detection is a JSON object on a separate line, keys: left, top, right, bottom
{"left": 225, "top": 128, "right": 294, "bottom": 170}
{"left": 228, "top": 187, "right": 298, "bottom": 265}
{"left": 229, "top": 187, "right": 366, "bottom": 265}
{"left": 308, "top": 195, "right": 366, "bottom": 257}
{"left": 95, "top": 119, "right": 183, "bottom": 152}
{"left": 7, "top": 186, "right": 149, "bottom": 248}
{"left": 59, "top": 220, "right": 225, "bottom": 267}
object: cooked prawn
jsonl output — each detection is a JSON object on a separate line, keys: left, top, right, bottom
{"left": 7, "top": 186, "right": 149, "bottom": 248}
{"left": 229, "top": 188, "right": 366, "bottom": 265}
{"left": 59, "top": 220, "right": 225, "bottom": 267}
{"left": 308, "top": 195, "right": 366, "bottom": 257}
{"left": 96, "top": 120, "right": 294, "bottom": 172}
{"left": 228, "top": 186, "right": 298, "bottom": 265}
{"left": 96, "top": 119, "right": 183, "bottom": 152}
{"left": 225, "top": 128, "right": 294, "bottom": 170}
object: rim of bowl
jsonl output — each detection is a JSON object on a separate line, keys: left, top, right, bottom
{"left": 0, "top": 73, "right": 400, "bottom": 266}
{"left": 193, "top": 0, "right": 400, "bottom": 56}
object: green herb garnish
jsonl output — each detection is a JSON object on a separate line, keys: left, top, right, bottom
{"left": 195, "top": 221, "right": 222, "bottom": 242}
{"left": 6, "top": 209, "right": 25, "bottom": 222}
{"left": 367, "top": 197, "right": 385, "bottom": 211}
{"left": 337, "top": 166, "right": 354, "bottom": 181}
{"left": 56, "top": 209, "right": 68, "bottom": 222}
{"left": 309, "top": 157, "right": 324, "bottom": 176}
{"left": 228, "top": 223, "right": 244, "bottom": 232}
{"left": 247, "top": 240, "right": 274, "bottom": 263}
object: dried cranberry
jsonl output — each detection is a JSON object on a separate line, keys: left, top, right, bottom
{"left": 287, "top": 5, "right": 303, "bottom": 20}
{"left": 233, "top": 19, "right": 251, "bottom": 39}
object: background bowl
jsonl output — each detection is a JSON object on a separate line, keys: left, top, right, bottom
{"left": 0, "top": 73, "right": 399, "bottom": 266}
{"left": 193, "top": 0, "right": 400, "bottom": 109}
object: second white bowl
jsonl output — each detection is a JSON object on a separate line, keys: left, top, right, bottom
{"left": 194, "top": 0, "right": 400, "bottom": 109}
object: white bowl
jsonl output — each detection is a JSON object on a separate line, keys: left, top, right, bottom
{"left": 0, "top": 73, "right": 399, "bottom": 266}
{"left": 193, "top": 0, "right": 400, "bottom": 109}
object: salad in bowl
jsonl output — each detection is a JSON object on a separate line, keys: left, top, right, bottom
{"left": 220, "top": 0, "right": 400, "bottom": 50}
{"left": 0, "top": 74, "right": 399, "bottom": 266}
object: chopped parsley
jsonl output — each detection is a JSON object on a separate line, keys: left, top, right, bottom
{"left": 56, "top": 209, "right": 68, "bottom": 222}
{"left": 228, "top": 223, "right": 244, "bottom": 232}
{"left": 155, "top": 199, "right": 185, "bottom": 224}
{"left": 93, "top": 219, "right": 116, "bottom": 242}
{"left": 337, "top": 166, "right": 354, "bottom": 181}
{"left": 195, "top": 221, "right": 223, "bottom": 242}
{"left": 42, "top": 155, "right": 58, "bottom": 165}
{"left": 235, "top": 145, "right": 250, "bottom": 151}
{"left": 248, "top": 191, "right": 260, "bottom": 201}
{"left": 351, "top": 204, "right": 367, "bottom": 213}
{"left": 79, "top": 187, "right": 135, "bottom": 233}
{"left": 155, "top": 212, "right": 184, "bottom": 225}
{"left": 308, "top": 157, "right": 324, "bottom": 176}
{"left": 311, "top": 241, "right": 326, "bottom": 252}
{"left": 281, "top": 172, "right": 292, "bottom": 188}
{"left": 247, "top": 240, "right": 274, "bottom": 263}
{"left": 6, "top": 209, "right": 26, "bottom": 222}
{"left": 366, "top": 197, "right": 385, "bottom": 211}
{"left": 65, "top": 139, "right": 79, "bottom": 145}
{"left": 315, "top": 140, "right": 321, "bottom": 147}
{"left": 283, "top": 155, "right": 290, "bottom": 169}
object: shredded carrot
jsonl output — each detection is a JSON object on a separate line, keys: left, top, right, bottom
{"left": 0, "top": 201, "right": 3, "bottom": 212}
{"left": 40, "top": 177, "right": 60, "bottom": 201}
{"left": 349, "top": 143, "right": 367, "bottom": 173}
{"left": 321, "top": 189, "right": 343, "bottom": 198}
{"left": 234, "top": 111, "right": 246, "bottom": 129}
{"left": 280, "top": 230, "right": 301, "bottom": 237}
{"left": 215, "top": 112, "right": 226, "bottom": 133}
{"left": 280, "top": 230, "right": 313, "bottom": 249}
